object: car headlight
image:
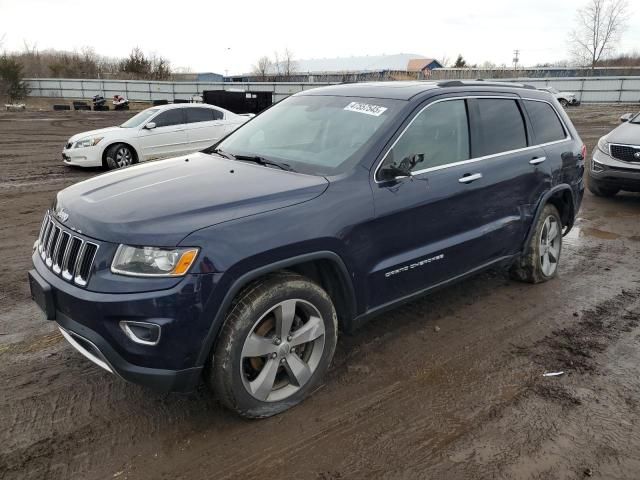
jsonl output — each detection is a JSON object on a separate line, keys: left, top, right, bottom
{"left": 597, "top": 137, "right": 610, "bottom": 155}
{"left": 111, "top": 245, "right": 199, "bottom": 277}
{"left": 74, "top": 136, "right": 104, "bottom": 149}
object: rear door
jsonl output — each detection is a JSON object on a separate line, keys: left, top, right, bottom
{"left": 521, "top": 99, "right": 575, "bottom": 201}
{"left": 367, "top": 95, "right": 537, "bottom": 309}
{"left": 137, "top": 108, "right": 188, "bottom": 160}
{"left": 471, "top": 97, "right": 551, "bottom": 229}
{"left": 184, "top": 107, "right": 227, "bottom": 150}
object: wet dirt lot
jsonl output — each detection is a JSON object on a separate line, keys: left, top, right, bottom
{"left": 1, "top": 105, "right": 640, "bottom": 480}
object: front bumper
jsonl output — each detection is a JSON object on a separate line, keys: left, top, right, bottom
{"left": 62, "top": 145, "right": 103, "bottom": 167}
{"left": 28, "top": 259, "right": 223, "bottom": 392}
{"left": 590, "top": 148, "right": 640, "bottom": 190}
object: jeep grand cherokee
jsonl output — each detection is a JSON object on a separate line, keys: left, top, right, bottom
{"left": 29, "top": 81, "right": 585, "bottom": 418}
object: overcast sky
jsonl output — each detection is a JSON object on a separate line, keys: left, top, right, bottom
{"left": 1, "top": 0, "right": 639, "bottom": 74}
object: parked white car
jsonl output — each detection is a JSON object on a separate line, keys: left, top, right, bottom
{"left": 62, "top": 103, "right": 251, "bottom": 169}
{"left": 539, "top": 87, "right": 580, "bottom": 107}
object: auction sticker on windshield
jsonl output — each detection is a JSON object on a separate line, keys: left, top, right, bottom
{"left": 344, "top": 102, "right": 388, "bottom": 117}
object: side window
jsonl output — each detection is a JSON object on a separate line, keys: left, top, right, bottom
{"left": 211, "top": 108, "right": 224, "bottom": 120}
{"left": 524, "top": 100, "right": 566, "bottom": 144}
{"left": 152, "top": 109, "right": 185, "bottom": 128}
{"left": 381, "top": 100, "right": 470, "bottom": 174}
{"left": 475, "top": 99, "right": 527, "bottom": 156}
{"left": 185, "top": 107, "right": 214, "bottom": 123}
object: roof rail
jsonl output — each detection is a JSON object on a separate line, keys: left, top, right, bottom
{"left": 437, "top": 80, "right": 536, "bottom": 90}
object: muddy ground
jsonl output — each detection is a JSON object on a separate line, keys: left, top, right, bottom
{"left": 1, "top": 105, "right": 640, "bottom": 480}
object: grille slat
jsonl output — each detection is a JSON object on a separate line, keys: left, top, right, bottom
{"left": 53, "top": 232, "right": 70, "bottom": 273}
{"left": 37, "top": 212, "right": 99, "bottom": 287}
{"left": 610, "top": 144, "right": 640, "bottom": 163}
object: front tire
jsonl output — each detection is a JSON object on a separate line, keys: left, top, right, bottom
{"left": 209, "top": 272, "right": 338, "bottom": 418}
{"left": 511, "top": 204, "right": 562, "bottom": 283}
{"left": 104, "top": 143, "right": 135, "bottom": 170}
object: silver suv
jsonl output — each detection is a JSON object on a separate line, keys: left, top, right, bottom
{"left": 588, "top": 112, "right": 640, "bottom": 197}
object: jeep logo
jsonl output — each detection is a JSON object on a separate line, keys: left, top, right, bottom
{"left": 55, "top": 209, "right": 69, "bottom": 223}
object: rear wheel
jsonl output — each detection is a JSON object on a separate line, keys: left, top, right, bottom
{"left": 104, "top": 143, "right": 135, "bottom": 170}
{"left": 209, "top": 272, "right": 338, "bottom": 418}
{"left": 559, "top": 98, "right": 569, "bottom": 108}
{"left": 511, "top": 204, "right": 562, "bottom": 283}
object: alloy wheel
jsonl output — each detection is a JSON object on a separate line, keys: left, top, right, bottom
{"left": 539, "top": 215, "right": 560, "bottom": 276}
{"left": 115, "top": 147, "right": 133, "bottom": 167}
{"left": 240, "top": 299, "right": 326, "bottom": 402}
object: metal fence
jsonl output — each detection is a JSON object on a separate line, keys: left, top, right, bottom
{"left": 24, "top": 78, "right": 334, "bottom": 104}
{"left": 24, "top": 76, "right": 640, "bottom": 104}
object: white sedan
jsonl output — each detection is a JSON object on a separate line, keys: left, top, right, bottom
{"left": 62, "top": 103, "right": 252, "bottom": 169}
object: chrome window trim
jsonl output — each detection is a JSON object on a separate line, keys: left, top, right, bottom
{"left": 373, "top": 95, "right": 572, "bottom": 183}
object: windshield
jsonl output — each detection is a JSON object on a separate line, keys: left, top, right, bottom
{"left": 544, "top": 87, "right": 559, "bottom": 94}
{"left": 630, "top": 113, "right": 640, "bottom": 124}
{"left": 213, "top": 95, "right": 404, "bottom": 175}
{"left": 120, "top": 108, "right": 160, "bottom": 128}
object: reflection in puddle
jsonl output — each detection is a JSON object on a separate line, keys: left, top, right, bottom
{"left": 564, "top": 221, "right": 638, "bottom": 247}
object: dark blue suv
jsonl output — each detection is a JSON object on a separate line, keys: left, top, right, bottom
{"left": 28, "top": 81, "right": 585, "bottom": 417}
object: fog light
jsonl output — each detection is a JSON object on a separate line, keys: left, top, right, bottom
{"left": 119, "top": 321, "right": 161, "bottom": 346}
{"left": 592, "top": 159, "right": 605, "bottom": 173}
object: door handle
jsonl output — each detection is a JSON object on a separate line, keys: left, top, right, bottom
{"left": 529, "top": 156, "right": 546, "bottom": 165}
{"left": 458, "top": 173, "right": 483, "bottom": 184}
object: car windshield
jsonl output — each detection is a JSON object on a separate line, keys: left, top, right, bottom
{"left": 630, "top": 113, "right": 640, "bottom": 124}
{"left": 212, "top": 95, "right": 404, "bottom": 175}
{"left": 545, "top": 87, "right": 559, "bottom": 94}
{"left": 120, "top": 108, "right": 160, "bottom": 128}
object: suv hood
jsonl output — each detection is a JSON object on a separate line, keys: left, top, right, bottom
{"left": 606, "top": 121, "right": 640, "bottom": 146}
{"left": 68, "top": 126, "right": 123, "bottom": 143}
{"left": 56, "top": 152, "right": 329, "bottom": 245}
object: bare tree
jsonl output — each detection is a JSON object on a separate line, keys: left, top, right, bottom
{"left": 281, "top": 48, "right": 297, "bottom": 79}
{"left": 252, "top": 56, "right": 272, "bottom": 80}
{"left": 438, "top": 55, "right": 450, "bottom": 68}
{"left": 569, "top": 0, "right": 629, "bottom": 69}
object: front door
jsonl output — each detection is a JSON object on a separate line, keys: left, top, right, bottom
{"left": 138, "top": 108, "right": 189, "bottom": 160}
{"left": 366, "top": 96, "right": 532, "bottom": 309}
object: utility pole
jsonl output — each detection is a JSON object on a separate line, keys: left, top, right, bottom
{"left": 513, "top": 49, "right": 520, "bottom": 71}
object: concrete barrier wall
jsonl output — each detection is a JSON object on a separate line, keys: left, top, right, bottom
{"left": 24, "top": 76, "right": 640, "bottom": 104}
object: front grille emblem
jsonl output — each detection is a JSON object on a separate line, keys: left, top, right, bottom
{"left": 55, "top": 209, "right": 69, "bottom": 223}
{"left": 634, "top": 152, "right": 640, "bottom": 160}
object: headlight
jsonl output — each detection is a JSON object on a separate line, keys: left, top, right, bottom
{"left": 597, "top": 137, "right": 610, "bottom": 155}
{"left": 74, "top": 136, "right": 104, "bottom": 148}
{"left": 111, "top": 245, "right": 199, "bottom": 277}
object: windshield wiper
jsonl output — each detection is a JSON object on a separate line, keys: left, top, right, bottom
{"left": 207, "top": 147, "right": 235, "bottom": 159}
{"left": 233, "top": 154, "right": 295, "bottom": 172}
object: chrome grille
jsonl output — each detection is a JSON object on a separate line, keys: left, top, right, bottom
{"left": 37, "top": 213, "right": 99, "bottom": 287}
{"left": 610, "top": 144, "right": 640, "bottom": 163}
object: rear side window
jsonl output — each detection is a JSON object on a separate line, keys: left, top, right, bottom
{"left": 524, "top": 100, "right": 566, "bottom": 144}
{"left": 475, "top": 99, "right": 527, "bottom": 156}
{"left": 153, "top": 109, "right": 185, "bottom": 127}
{"left": 185, "top": 107, "right": 214, "bottom": 123}
{"left": 382, "top": 99, "right": 470, "bottom": 173}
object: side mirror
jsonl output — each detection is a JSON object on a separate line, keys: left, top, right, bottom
{"left": 620, "top": 113, "right": 634, "bottom": 123}
{"left": 378, "top": 154, "right": 424, "bottom": 181}
{"left": 144, "top": 122, "right": 157, "bottom": 130}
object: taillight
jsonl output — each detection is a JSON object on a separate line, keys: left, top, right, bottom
{"left": 580, "top": 144, "right": 587, "bottom": 160}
